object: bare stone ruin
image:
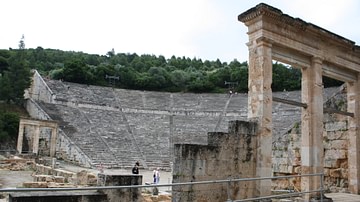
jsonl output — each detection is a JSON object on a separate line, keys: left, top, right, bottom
{"left": 173, "top": 3, "right": 360, "bottom": 202}
{"left": 16, "top": 2, "right": 360, "bottom": 202}
{"left": 173, "top": 121, "right": 258, "bottom": 201}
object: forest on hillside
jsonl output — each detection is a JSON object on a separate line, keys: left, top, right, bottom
{"left": 0, "top": 47, "right": 343, "bottom": 94}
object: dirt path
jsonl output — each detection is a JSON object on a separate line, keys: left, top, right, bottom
{"left": 0, "top": 170, "right": 33, "bottom": 188}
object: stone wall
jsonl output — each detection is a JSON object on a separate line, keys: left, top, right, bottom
{"left": 25, "top": 70, "right": 54, "bottom": 103}
{"left": 97, "top": 174, "right": 142, "bottom": 202}
{"left": 172, "top": 120, "right": 258, "bottom": 202}
{"left": 272, "top": 86, "right": 349, "bottom": 192}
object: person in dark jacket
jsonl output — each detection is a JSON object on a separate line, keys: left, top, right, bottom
{"left": 132, "top": 162, "right": 140, "bottom": 174}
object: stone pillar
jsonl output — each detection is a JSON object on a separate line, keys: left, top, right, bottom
{"left": 247, "top": 39, "right": 273, "bottom": 197}
{"left": 32, "top": 125, "right": 41, "bottom": 155}
{"left": 347, "top": 76, "right": 360, "bottom": 194}
{"left": 17, "top": 123, "right": 25, "bottom": 154}
{"left": 301, "top": 57, "right": 324, "bottom": 200}
{"left": 50, "top": 127, "right": 58, "bottom": 157}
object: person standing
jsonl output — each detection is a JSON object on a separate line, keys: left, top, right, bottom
{"left": 132, "top": 162, "right": 139, "bottom": 174}
{"left": 153, "top": 167, "right": 160, "bottom": 184}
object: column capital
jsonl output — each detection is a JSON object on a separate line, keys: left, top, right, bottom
{"left": 311, "top": 56, "right": 323, "bottom": 65}
{"left": 256, "top": 37, "right": 273, "bottom": 48}
{"left": 247, "top": 37, "right": 274, "bottom": 49}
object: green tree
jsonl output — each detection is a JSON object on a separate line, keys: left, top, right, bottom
{"left": 147, "top": 66, "right": 170, "bottom": 90}
{"left": 272, "top": 63, "right": 301, "bottom": 91}
{"left": 170, "top": 70, "right": 189, "bottom": 88}
{"left": 188, "top": 77, "right": 215, "bottom": 93}
{"left": 118, "top": 65, "right": 137, "bottom": 89}
{"left": 62, "top": 59, "right": 94, "bottom": 84}
{"left": 0, "top": 56, "right": 9, "bottom": 74}
{"left": 0, "top": 111, "right": 19, "bottom": 142}
{"left": 0, "top": 35, "right": 31, "bottom": 105}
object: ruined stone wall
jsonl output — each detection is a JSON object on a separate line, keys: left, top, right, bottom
{"left": 173, "top": 121, "right": 258, "bottom": 202}
{"left": 26, "top": 98, "right": 92, "bottom": 167}
{"left": 97, "top": 174, "right": 142, "bottom": 202}
{"left": 272, "top": 87, "right": 349, "bottom": 192}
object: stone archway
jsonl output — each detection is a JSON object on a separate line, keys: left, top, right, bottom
{"left": 238, "top": 3, "right": 360, "bottom": 199}
{"left": 17, "top": 118, "right": 58, "bottom": 157}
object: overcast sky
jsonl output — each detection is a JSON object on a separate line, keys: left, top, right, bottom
{"left": 1, "top": 0, "right": 359, "bottom": 63}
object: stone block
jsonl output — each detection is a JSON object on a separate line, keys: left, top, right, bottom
{"left": 33, "top": 175, "right": 47, "bottom": 182}
{"left": 54, "top": 176, "right": 65, "bottom": 183}
{"left": 22, "top": 182, "right": 48, "bottom": 188}
{"left": 324, "top": 121, "right": 347, "bottom": 132}
{"left": 271, "top": 164, "right": 290, "bottom": 174}
{"left": 324, "top": 159, "right": 340, "bottom": 168}
{"left": 328, "top": 140, "right": 348, "bottom": 150}
{"left": 325, "top": 149, "right": 347, "bottom": 160}
{"left": 45, "top": 176, "right": 54, "bottom": 182}
{"left": 326, "top": 131, "right": 347, "bottom": 140}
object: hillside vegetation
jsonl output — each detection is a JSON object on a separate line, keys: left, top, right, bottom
{"left": 0, "top": 47, "right": 342, "bottom": 94}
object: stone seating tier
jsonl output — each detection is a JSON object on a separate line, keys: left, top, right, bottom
{"left": 40, "top": 79, "right": 339, "bottom": 169}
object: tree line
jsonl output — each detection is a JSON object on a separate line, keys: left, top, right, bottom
{"left": 0, "top": 47, "right": 342, "bottom": 95}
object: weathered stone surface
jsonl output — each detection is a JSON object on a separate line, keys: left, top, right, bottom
{"left": 97, "top": 174, "right": 142, "bottom": 202}
{"left": 173, "top": 120, "right": 258, "bottom": 201}
{"left": 327, "top": 140, "right": 348, "bottom": 150}
{"left": 325, "top": 149, "right": 347, "bottom": 160}
{"left": 326, "top": 131, "right": 348, "bottom": 140}
{"left": 324, "top": 159, "right": 341, "bottom": 168}
{"left": 325, "top": 121, "right": 347, "bottom": 132}
{"left": 54, "top": 176, "right": 65, "bottom": 183}
{"left": 22, "top": 182, "right": 48, "bottom": 188}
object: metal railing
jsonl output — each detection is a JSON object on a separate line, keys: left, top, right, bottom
{"left": 0, "top": 173, "right": 325, "bottom": 201}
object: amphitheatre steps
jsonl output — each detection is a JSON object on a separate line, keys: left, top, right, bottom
{"left": 39, "top": 79, "right": 339, "bottom": 169}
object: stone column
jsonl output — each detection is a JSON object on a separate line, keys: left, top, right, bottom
{"left": 301, "top": 57, "right": 324, "bottom": 200}
{"left": 50, "top": 127, "right": 58, "bottom": 157}
{"left": 347, "top": 76, "right": 360, "bottom": 194}
{"left": 32, "top": 125, "right": 41, "bottom": 155}
{"left": 247, "top": 39, "right": 273, "bottom": 197}
{"left": 17, "top": 123, "right": 25, "bottom": 154}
